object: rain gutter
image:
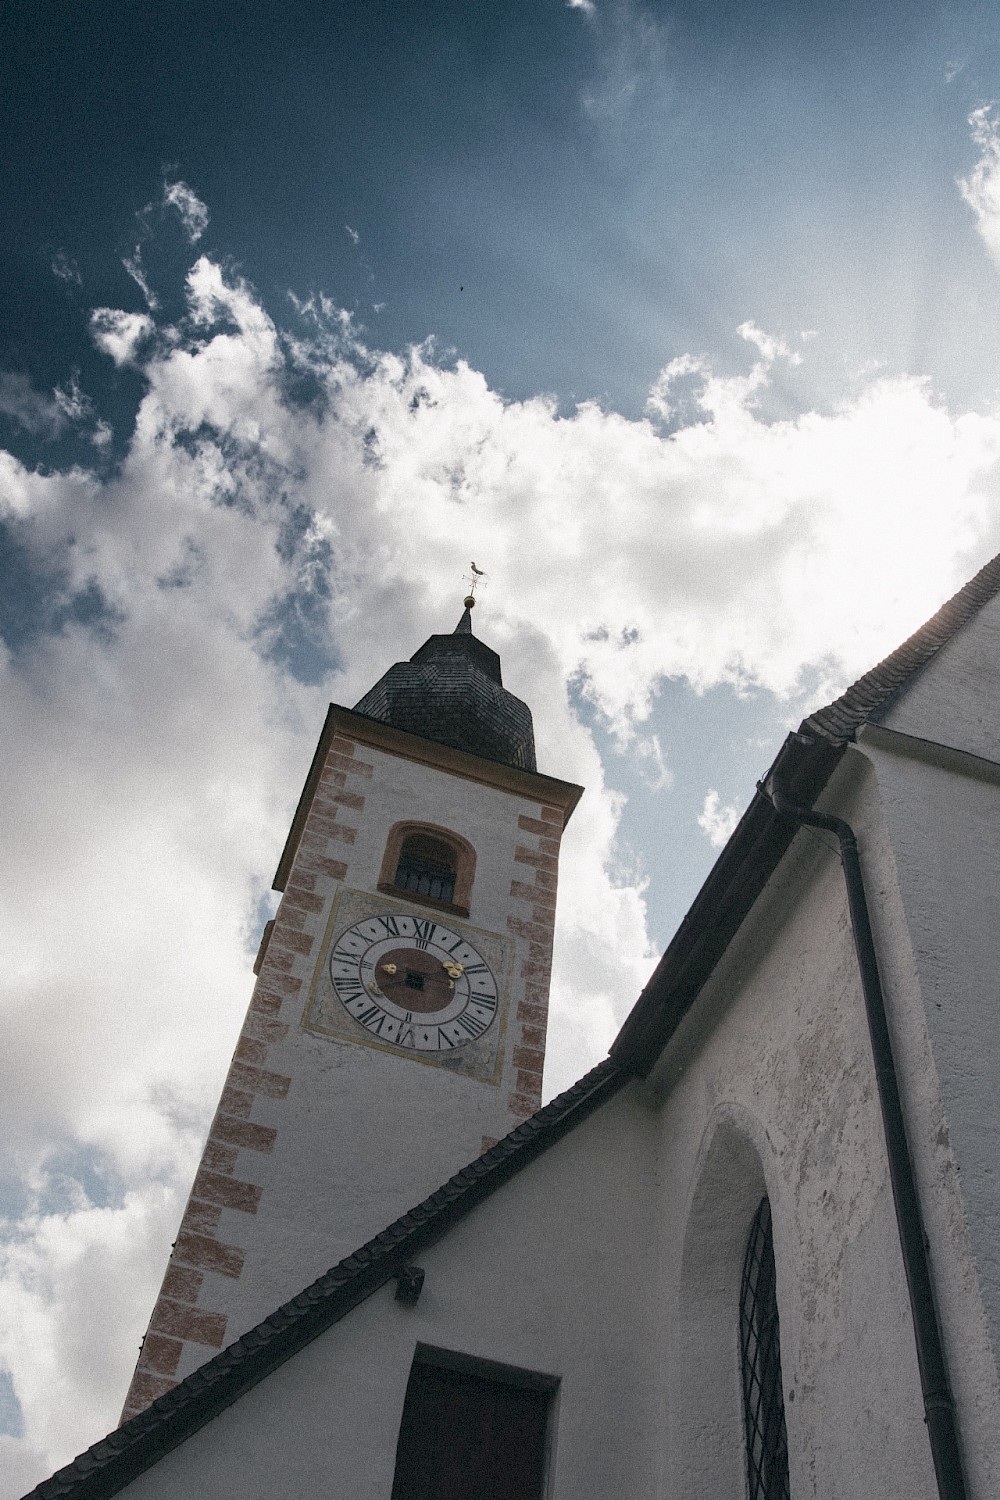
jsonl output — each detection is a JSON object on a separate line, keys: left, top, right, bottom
{"left": 762, "top": 778, "right": 967, "bottom": 1500}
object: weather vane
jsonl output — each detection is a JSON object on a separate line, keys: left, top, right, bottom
{"left": 462, "top": 560, "right": 488, "bottom": 609}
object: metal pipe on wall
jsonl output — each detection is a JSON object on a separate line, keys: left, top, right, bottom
{"left": 762, "top": 778, "right": 967, "bottom": 1500}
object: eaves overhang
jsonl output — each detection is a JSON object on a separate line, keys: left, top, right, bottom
{"left": 611, "top": 546, "right": 1000, "bottom": 1079}
{"left": 609, "top": 729, "right": 844, "bottom": 1077}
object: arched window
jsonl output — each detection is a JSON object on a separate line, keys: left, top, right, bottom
{"left": 740, "top": 1197, "right": 791, "bottom": 1500}
{"left": 378, "top": 822, "right": 476, "bottom": 917}
{"left": 394, "top": 832, "right": 458, "bottom": 904}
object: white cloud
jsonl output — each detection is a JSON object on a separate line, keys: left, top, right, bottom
{"left": 0, "top": 373, "right": 100, "bottom": 442}
{"left": 90, "top": 309, "right": 155, "bottom": 367}
{"left": 345, "top": 224, "right": 360, "bottom": 244}
{"left": 958, "top": 105, "right": 1000, "bottom": 267}
{"left": 162, "top": 180, "right": 210, "bottom": 243}
{"left": 632, "top": 733, "right": 673, "bottom": 792}
{"left": 0, "top": 374, "right": 68, "bottom": 439}
{"left": 697, "top": 789, "right": 741, "bottom": 848}
{"left": 567, "top": 0, "right": 596, "bottom": 15}
{"left": 122, "top": 247, "right": 158, "bottom": 311}
{"left": 737, "top": 319, "right": 802, "bottom": 367}
{"left": 4, "top": 255, "right": 1000, "bottom": 1489}
{"left": 645, "top": 352, "right": 707, "bottom": 423}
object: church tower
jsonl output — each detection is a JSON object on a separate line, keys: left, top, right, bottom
{"left": 121, "top": 599, "right": 583, "bottom": 1421}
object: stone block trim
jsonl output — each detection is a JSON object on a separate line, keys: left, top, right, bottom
{"left": 121, "top": 968, "right": 299, "bottom": 1420}
{"left": 506, "top": 805, "right": 565, "bottom": 1120}
{"left": 122, "top": 1372, "right": 176, "bottom": 1414}
{"left": 149, "top": 1298, "right": 227, "bottom": 1348}
{"left": 173, "top": 1231, "right": 244, "bottom": 1278}
{"left": 122, "top": 724, "right": 363, "bottom": 1424}
{"left": 137, "top": 1333, "right": 182, "bottom": 1378}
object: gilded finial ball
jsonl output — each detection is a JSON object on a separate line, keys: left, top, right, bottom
{"left": 463, "top": 594, "right": 476, "bottom": 609}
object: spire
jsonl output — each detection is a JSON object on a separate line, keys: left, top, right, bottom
{"left": 456, "top": 595, "right": 476, "bottom": 634}
{"left": 351, "top": 595, "right": 537, "bottom": 772}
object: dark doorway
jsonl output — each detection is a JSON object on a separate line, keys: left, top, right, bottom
{"left": 390, "top": 1355, "right": 553, "bottom": 1500}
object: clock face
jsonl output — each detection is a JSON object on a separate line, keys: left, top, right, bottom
{"left": 329, "top": 912, "right": 500, "bottom": 1053}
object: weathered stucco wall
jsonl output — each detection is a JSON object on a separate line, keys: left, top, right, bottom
{"left": 112, "top": 1089, "right": 662, "bottom": 1500}
{"left": 857, "top": 732, "right": 1000, "bottom": 1478}
{"left": 647, "top": 757, "right": 940, "bottom": 1500}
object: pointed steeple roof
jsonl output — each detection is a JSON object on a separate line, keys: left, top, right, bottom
{"left": 352, "top": 600, "right": 537, "bottom": 772}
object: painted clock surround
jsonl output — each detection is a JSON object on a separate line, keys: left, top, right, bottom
{"left": 304, "top": 887, "right": 511, "bottom": 1083}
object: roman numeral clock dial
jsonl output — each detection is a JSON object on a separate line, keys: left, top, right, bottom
{"left": 329, "top": 913, "right": 500, "bottom": 1053}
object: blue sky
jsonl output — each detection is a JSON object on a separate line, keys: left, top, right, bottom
{"left": 4, "top": 0, "right": 1000, "bottom": 1489}
{"left": 6, "top": 0, "right": 1000, "bottom": 432}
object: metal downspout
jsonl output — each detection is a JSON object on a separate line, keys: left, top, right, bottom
{"left": 763, "top": 778, "right": 968, "bottom": 1500}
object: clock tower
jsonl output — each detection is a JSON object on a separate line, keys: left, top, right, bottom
{"left": 121, "top": 599, "right": 582, "bottom": 1420}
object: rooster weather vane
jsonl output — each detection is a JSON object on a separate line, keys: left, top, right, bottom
{"left": 462, "top": 561, "right": 488, "bottom": 608}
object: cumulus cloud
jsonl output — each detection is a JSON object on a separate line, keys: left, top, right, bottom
{"left": 89, "top": 309, "right": 156, "bottom": 367}
{"left": 162, "top": 180, "right": 210, "bottom": 243}
{"left": 4, "top": 251, "right": 1000, "bottom": 1491}
{"left": 698, "top": 789, "right": 741, "bottom": 848}
{"left": 958, "top": 105, "right": 1000, "bottom": 267}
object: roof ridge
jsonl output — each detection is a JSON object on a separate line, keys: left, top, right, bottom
{"left": 803, "top": 550, "right": 1000, "bottom": 745}
{"left": 26, "top": 1057, "right": 628, "bottom": 1500}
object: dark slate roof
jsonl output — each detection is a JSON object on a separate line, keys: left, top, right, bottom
{"left": 613, "top": 549, "right": 1000, "bottom": 1074}
{"left": 352, "top": 606, "right": 537, "bottom": 772}
{"left": 803, "top": 550, "right": 1000, "bottom": 744}
{"left": 24, "top": 1060, "right": 628, "bottom": 1500}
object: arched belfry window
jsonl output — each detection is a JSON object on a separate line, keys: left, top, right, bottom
{"left": 395, "top": 833, "right": 457, "bottom": 903}
{"left": 739, "top": 1197, "right": 791, "bottom": 1500}
{"left": 378, "top": 822, "right": 476, "bottom": 918}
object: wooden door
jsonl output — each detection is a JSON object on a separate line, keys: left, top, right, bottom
{"left": 391, "top": 1360, "right": 551, "bottom": 1500}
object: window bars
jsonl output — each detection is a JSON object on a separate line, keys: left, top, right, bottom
{"left": 394, "top": 836, "right": 457, "bottom": 905}
{"left": 740, "top": 1196, "right": 791, "bottom": 1500}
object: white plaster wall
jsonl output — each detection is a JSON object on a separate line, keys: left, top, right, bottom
{"left": 116, "top": 1089, "right": 662, "bottom": 1500}
{"left": 855, "top": 732, "right": 1000, "bottom": 1489}
{"left": 647, "top": 759, "right": 941, "bottom": 1500}
{"left": 648, "top": 747, "right": 1000, "bottom": 1498}
{"left": 877, "top": 592, "right": 1000, "bottom": 765}
{"left": 183, "top": 739, "right": 564, "bottom": 1374}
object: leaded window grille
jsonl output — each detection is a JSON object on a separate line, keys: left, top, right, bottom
{"left": 394, "top": 833, "right": 458, "bottom": 904}
{"left": 740, "top": 1196, "right": 791, "bottom": 1500}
